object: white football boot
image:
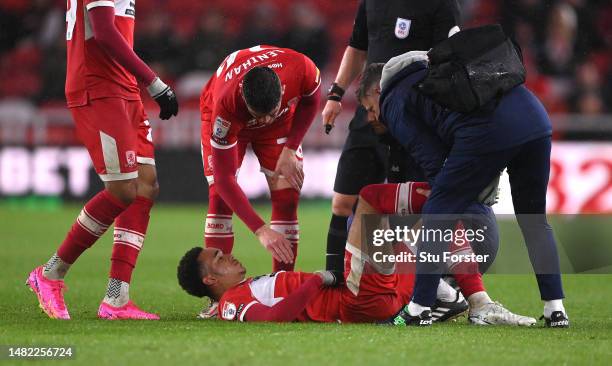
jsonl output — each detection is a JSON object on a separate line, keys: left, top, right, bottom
{"left": 469, "top": 302, "right": 536, "bottom": 326}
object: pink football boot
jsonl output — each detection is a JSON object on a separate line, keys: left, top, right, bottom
{"left": 98, "top": 301, "right": 160, "bottom": 320}
{"left": 26, "top": 266, "right": 70, "bottom": 320}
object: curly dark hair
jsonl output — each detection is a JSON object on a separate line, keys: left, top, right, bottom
{"left": 242, "top": 66, "right": 282, "bottom": 114}
{"left": 356, "top": 63, "right": 385, "bottom": 103}
{"left": 177, "top": 247, "right": 211, "bottom": 298}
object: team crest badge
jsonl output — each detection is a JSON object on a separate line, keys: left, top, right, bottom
{"left": 213, "top": 116, "right": 231, "bottom": 139}
{"left": 222, "top": 302, "right": 237, "bottom": 320}
{"left": 125, "top": 151, "right": 136, "bottom": 168}
{"left": 395, "top": 18, "right": 411, "bottom": 39}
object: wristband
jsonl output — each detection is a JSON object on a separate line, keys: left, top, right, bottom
{"left": 327, "top": 94, "right": 342, "bottom": 102}
{"left": 147, "top": 77, "right": 168, "bottom": 98}
{"left": 327, "top": 83, "right": 345, "bottom": 100}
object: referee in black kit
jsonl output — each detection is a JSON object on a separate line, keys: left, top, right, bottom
{"left": 322, "top": 0, "right": 461, "bottom": 275}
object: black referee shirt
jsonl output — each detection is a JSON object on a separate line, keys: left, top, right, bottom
{"left": 349, "top": 0, "right": 461, "bottom": 65}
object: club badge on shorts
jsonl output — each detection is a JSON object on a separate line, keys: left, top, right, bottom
{"left": 213, "top": 116, "right": 231, "bottom": 139}
{"left": 125, "top": 151, "right": 136, "bottom": 168}
{"left": 395, "top": 18, "right": 411, "bottom": 39}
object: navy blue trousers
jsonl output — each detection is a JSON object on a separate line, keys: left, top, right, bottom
{"left": 413, "top": 136, "right": 564, "bottom": 306}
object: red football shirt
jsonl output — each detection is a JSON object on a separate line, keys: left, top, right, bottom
{"left": 200, "top": 45, "right": 321, "bottom": 149}
{"left": 218, "top": 272, "right": 341, "bottom": 323}
{"left": 65, "top": 0, "right": 141, "bottom": 107}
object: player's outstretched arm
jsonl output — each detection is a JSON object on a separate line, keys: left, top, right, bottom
{"left": 211, "top": 145, "right": 294, "bottom": 264}
{"left": 243, "top": 275, "right": 324, "bottom": 322}
{"left": 88, "top": 6, "right": 178, "bottom": 119}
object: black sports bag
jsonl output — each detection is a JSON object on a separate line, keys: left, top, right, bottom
{"left": 417, "top": 24, "right": 525, "bottom": 113}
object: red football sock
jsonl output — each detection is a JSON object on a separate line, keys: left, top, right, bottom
{"left": 204, "top": 184, "right": 234, "bottom": 254}
{"left": 57, "top": 190, "right": 127, "bottom": 264}
{"left": 110, "top": 196, "right": 153, "bottom": 283}
{"left": 449, "top": 221, "right": 485, "bottom": 297}
{"left": 271, "top": 188, "right": 299, "bottom": 272}
{"left": 359, "top": 182, "right": 429, "bottom": 215}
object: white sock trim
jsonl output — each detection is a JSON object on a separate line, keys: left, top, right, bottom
{"left": 408, "top": 301, "right": 430, "bottom": 316}
{"left": 436, "top": 278, "right": 458, "bottom": 302}
{"left": 467, "top": 291, "right": 493, "bottom": 308}
{"left": 543, "top": 299, "right": 565, "bottom": 318}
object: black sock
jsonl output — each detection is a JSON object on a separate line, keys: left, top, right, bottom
{"left": 326, "top": 214, "right": 348, "bottom": 273}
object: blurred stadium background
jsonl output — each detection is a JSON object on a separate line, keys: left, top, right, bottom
{"left": 1, "top": 4, "right": 612, "bottom": 363}
{"left": 0, "top": 0, "right": 611, "bottom": 212}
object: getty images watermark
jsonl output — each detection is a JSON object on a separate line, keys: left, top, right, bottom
{"left": 359, "top": 213, "right": 612, "bottom": 274}
{"left": 369, "top": 223, "right": 491, "bottom": 266}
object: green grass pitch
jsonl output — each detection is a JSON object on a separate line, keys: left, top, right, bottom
{"left": 1, "top": 201, "right": 611, "bottom": 365}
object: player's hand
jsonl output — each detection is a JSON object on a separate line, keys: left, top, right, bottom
{"left": 255, "top": 225, "right": 294, "bottom": 264}
{"left": 321, "top": 100, "right": 342, "bottom": 134}
{"left": 273, "top": 147, "right": 304, "bottom": 191}
{"left": 147, "top": 77, "right": 179, "bottom": 120}
{"left": 315, "top": 270, "right": 340, "bottom": 286}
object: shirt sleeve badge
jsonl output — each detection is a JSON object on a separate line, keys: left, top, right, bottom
{"left": 213, "top": 116, "right": 231, "bottom": 139}
{"left": 395, "top": 18, "right": 411, "bottom": 39}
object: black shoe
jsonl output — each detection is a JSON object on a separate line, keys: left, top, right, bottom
{"left": 379, "top": 306, "right": 433, "bottom": 326}
{"left": 540, "top": 311, "right": 570, "bottom": 328}
{"left": 432, "top": 292, "right": 469, "bottom": 322}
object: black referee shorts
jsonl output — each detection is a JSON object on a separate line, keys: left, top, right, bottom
{"left": 333, "top": 108, "right": 426, "bottom": 195}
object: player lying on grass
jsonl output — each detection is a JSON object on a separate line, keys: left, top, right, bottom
{"left": 178, "top": 182, "right": 535, "bottom": 325}
{"left": 357, "top": 47, "right": 569, "bottom": 327}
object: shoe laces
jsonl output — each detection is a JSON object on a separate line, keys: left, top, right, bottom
{"left": 488, "top": 301, "right": 526, "bottom": 320}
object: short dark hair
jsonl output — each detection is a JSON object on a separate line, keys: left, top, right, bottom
{"left": 356, "top": 63, "right": 385, "bottom": 102}
{"left": 177, "top": 247, "right": 211, "bottom": 298}
{"left": 242, "top": 66, "right": 282, "bottom": 114}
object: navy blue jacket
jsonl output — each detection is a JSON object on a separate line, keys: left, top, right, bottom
{"left": 380, "top": 61, "right": 552, "bottom": 160}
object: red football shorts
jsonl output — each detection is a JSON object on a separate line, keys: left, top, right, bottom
{"left": 339, "top": 245, "right": 415, "bottom": 323}
{"left": 71, "top": 97, "right": 155, "bottom": 181}
{"left": 201, "top": 124, "right": 303, "bottom": 185}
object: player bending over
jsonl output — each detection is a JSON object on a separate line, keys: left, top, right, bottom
{"left": 178, "top": 182, "right": 534, "bottom": 325}
{"left": 26, "top": 0, "right": 178, "bottom": 320}
{"left": 198, "top": 46, "right": 321, "bottom": 317}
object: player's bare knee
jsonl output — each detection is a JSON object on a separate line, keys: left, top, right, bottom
{"left": 146, "top": 181, "right": 160, "bottom": 201}
{"left": 136, "top": 165, "right": 159, "bottom": 200}
{"left": 138, "top": 178, "right": 160, "bottom": 201}
{"left": 105, "top": 179, "right": 138, "bottom": 205}
{"left": 331, "top": 194, "right": 357, "bottom": 217}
